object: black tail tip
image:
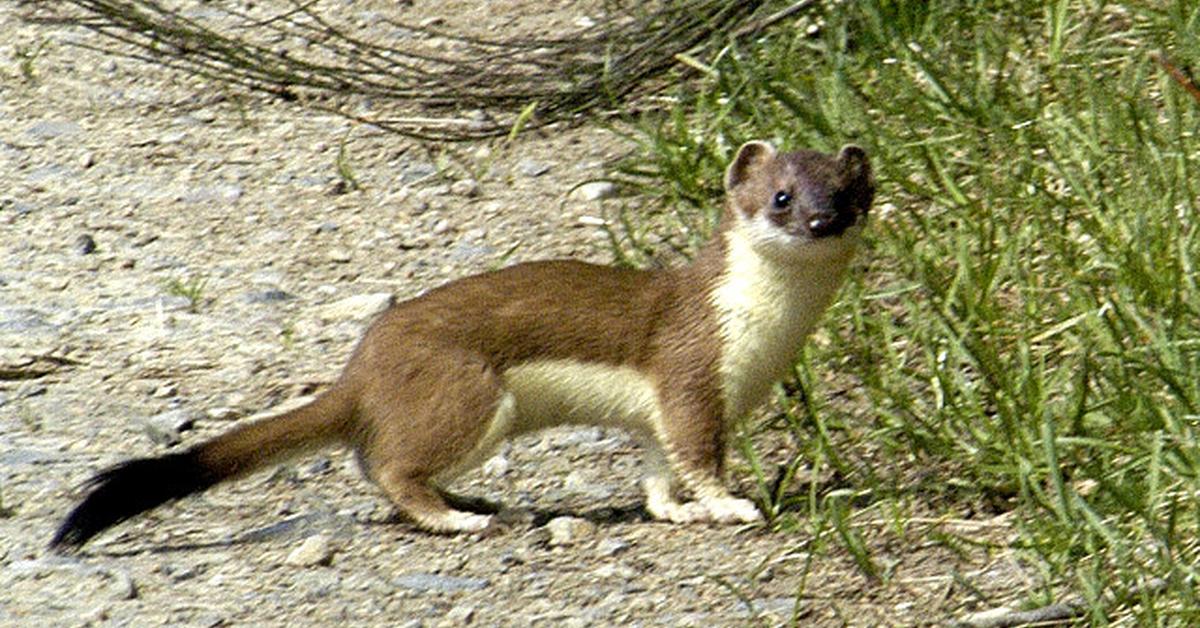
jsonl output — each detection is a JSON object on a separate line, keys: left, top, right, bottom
{"left": 49, "top": 452, "right": 216, "bottom": 552}
{"left": 48, "top": 524, "right": 88, "bottom": 554}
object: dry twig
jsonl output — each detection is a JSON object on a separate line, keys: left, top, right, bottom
{"left": 1152, "top": 52, "right": 1200, "bottom": 106}
{"left": 34, "top": 0, "right": 810, "bottom": 139}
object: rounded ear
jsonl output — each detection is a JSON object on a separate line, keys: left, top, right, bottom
{"left": 837, "top": 144, "right": 875, "bottom": 210}
{"left": 724, "top": 140, "right": 777, "bottom": 191}
{"left": 838, "top": 145, "right": 871, "bottom": 185}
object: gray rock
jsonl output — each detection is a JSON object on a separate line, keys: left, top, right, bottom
{"left": 392, "top": 573, "right": 490, "bottom": 593}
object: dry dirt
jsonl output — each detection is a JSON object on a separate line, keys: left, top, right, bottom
{"left": 0, "top": 3, "right": 1015, "bottom": 626}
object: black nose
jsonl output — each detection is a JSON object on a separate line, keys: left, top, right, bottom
{"left": 807, "top": 211, "right": 853, "bottom": 238}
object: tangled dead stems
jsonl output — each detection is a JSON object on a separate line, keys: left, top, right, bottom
{"left": 43, "top": 0, "right": 803, "bottom": 139}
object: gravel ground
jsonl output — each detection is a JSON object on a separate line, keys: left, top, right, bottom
{"left": 0, "top": 3, "right": 1019, "bottom": 626}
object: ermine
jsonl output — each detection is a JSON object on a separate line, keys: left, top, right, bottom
{"left": 50, "top": 140, "right": 873, "bottom": 551}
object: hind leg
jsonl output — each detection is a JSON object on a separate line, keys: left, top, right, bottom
{"left": 353, "top": 343, "right": 514, "bottom": 532}
{"left": 375, "top": 472, "right": 493, "bottom": 532}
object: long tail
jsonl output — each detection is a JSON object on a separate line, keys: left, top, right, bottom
{"left": 49, "top": 386, "right": 356, "bottom": 552}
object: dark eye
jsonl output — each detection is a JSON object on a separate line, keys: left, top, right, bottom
{"left": 772, "top": 191, "right": 792, "bottom": 209}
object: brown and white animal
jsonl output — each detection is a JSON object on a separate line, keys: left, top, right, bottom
{"left": 50, "top": 140, "right": 873, "bottom": 551}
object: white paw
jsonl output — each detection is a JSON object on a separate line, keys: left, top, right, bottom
{"left": 699, "top": 497, "right": 762, "bottom": 524}
{"left": 662, "top": 501, "right": 713, "bottom": 524}
{"left": 646, "top": 493, "right": 704, "bottom": 523}
{"left": 647, "top": 497, "right": 762, "bottom": 524}
{"left": 437, "top": 511, "right": 493, "bottom": 533}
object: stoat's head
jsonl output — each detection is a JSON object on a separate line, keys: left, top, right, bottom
{"left": 724, "top": 140, "right": 874, "bottom": 261}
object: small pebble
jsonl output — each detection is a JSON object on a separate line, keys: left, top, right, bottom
{"left": 518, "top": 159, "right": 550, "bottom": 177}
{"left": 571, "top": 181, "right": 618, "bottom": 201}
{"left": 596, "top": 538, "right": 631, "bottom": 557}
{"left": 450, "top": 178, "right": 480, "bottom": 197}
{"left": 481, "top": 454, "right": 509, "bottom": 477}
{"left": 240, "top": 289, "right": 293, "bottom": 304}
{"left": 285, "top": 534, "right": 334, "bottom": 567}
{"left": 445, "top": 605, "right": 476, "bottom": 624}
{"left": 139, "top": 408, "right": 200, "bottom": 446}
{"left": 318, "top": 293, "right": 395, "bottom": 322}
{"left": 545, "top": 516, "right": 596, "bottom": 546}
{"left": 205, "top": 406, "right": 240, "bottom": 421}
{"left": 74, "top": 232, "right": 97, "bottom": 255}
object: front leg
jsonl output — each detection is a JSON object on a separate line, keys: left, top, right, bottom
{"left": 640, "top": 391, "right": 762, "bottom": 525}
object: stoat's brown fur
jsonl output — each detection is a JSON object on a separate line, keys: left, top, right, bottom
{"left": 50, "top": 141, "right": 874, "bottom": 550}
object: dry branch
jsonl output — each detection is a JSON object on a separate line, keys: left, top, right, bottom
{"left": 37, "top": 0, "right": 803, "bottom": 139}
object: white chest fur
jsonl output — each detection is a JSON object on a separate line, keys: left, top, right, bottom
{"left": 710, "top": 226, "right": 858, "bottom": 420}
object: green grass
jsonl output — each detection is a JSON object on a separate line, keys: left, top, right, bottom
{"left": 335, "top": 133, "right": 361, "bottom": 194}
{"left": 620, "top": 1, "right": 1200, "bottom": 623}
{"left": 12, "top": 38, "right": 48, "bottom": 83}
{"left": 162, "top": 275, "right": 210, "bottom": 313}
